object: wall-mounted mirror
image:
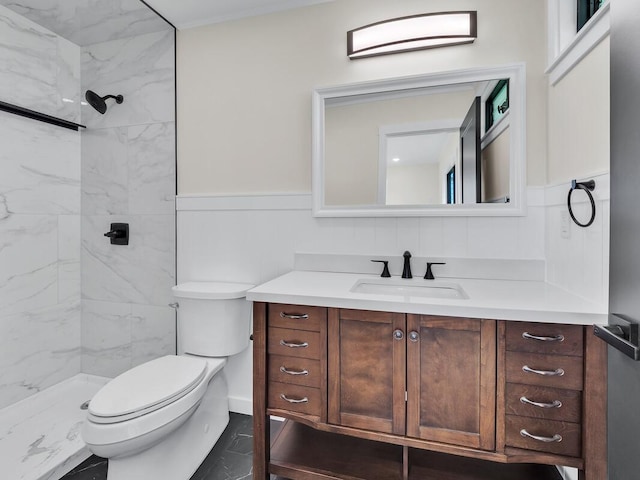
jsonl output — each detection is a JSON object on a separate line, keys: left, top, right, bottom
{"left": 312, "top": 64, "right": 526, "bottom": 217}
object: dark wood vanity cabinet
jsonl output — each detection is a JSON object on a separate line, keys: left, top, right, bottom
{"left": 253, "top": 303, "right": 607, "bottom": 480}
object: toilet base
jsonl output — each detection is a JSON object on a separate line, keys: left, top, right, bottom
{"left": 105, "top": 373, "right": 229, "bottom": 480}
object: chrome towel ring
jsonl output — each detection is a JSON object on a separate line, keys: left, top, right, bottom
{"left": 567, "top": 179, "right": 596, "bottom": 227}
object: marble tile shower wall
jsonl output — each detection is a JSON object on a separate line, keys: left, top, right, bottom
{"left": 80, "top": 29, "right": 176, "bottom": 378}
{"left": 0, "top": 5, "right": 81, "bottom": 122}
{"left": 0, "top": 5, "right": 81, "bottom": 409}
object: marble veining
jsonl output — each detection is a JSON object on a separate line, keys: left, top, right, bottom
{"left": 81, "top": 29, "right": 175, "bottom": 129}
{"left": 81, "top": 214, "right": 175, "bottom": 306}
{"left": 80, "top": 127, "right": 128, "bottom": 215}
{"left": 0, "top": 0, "right": 171, "bottom": 47}
{"left": 0, "top": 5, "right": 81, "bottom": 122}
{"left": 0, "top": 4, "right": 83, "bottom": 410}
{"left": 81, "top": 122, "right": 176, "bottom": 215}
{"left": 127, "top": 122, "right": 176, "bottom": 215}
{"left": 0, "top": 300, "right": 80, "bottom": 408}
{"left": 0, "top": 111, "right": 80, "bottom": 215}
{"left": 0, "top": 374, "right": 109, "bottom": 480}
{"left": 0, "top": 214, "right": 58, "bottom": 316}
{"left": 80, "top": 299, "right": 175, "bottom": 378}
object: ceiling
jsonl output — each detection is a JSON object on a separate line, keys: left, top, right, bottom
{"left": 143, "top": 0, "right": 335, "bottom": 29}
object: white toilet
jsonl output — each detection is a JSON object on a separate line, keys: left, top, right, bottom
{"left": 82, "top": 281, "right": 254, "bottom": 480}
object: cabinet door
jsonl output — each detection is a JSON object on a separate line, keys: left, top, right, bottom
{"left": 328, "top": 308, "right": 406, "bottom": 435}
{"left": 406, "top": 315, "right": 496, "bottom": 450}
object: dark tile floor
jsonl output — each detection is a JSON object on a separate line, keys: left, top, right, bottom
{"left": 61, "top": 413, "right": 283, "bottom": 480}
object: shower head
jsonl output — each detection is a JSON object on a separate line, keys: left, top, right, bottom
{"left": 85, "top": 90, "right": 124, "bottom": 114}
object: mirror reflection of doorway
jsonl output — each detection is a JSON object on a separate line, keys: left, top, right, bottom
{"left": 382, "top": 129, "right": 460, "bottom": 205}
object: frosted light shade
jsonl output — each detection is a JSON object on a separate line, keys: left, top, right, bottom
{"left": 348, "top": 11, "right": 477, "bottom": 59}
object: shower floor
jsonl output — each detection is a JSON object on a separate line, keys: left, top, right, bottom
{"left": 0, "top": 374, "right": 110, "bottom": 480}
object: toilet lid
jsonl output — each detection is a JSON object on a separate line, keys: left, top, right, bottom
{"left": 88, "top": 355, "right": 207, "bottom": 419}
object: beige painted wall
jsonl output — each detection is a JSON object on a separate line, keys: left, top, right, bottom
{"left": 177, "top": 0, "right": 547, "bottom": 194}
{"left": 547, "top": 37, "right": 610, "bottom": 184}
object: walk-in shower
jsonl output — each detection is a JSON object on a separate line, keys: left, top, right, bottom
{"left": 0, "top": 0, "right": 176, "bottom": 478}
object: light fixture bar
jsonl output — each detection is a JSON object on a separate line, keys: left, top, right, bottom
{"left": 347, "top": 11, "right": 477, "bottom": 59}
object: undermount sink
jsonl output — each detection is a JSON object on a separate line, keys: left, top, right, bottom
{"left": 350, "top": 278, "right": 468, "bottom": 300}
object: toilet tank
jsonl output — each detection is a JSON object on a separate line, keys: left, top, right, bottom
{"left": 171, "top": 281, "right": 255, "bottom": 357}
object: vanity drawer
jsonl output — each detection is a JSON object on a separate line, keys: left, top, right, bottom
{"left": 268, "top": 303, "right": 326, "bottom": 332}
{"left": 506, "top": 351, "right": 583, "bottom": 390}
{"left": 268, "top": 355, "right": 321, "bottom": 388}
{"left": 268, "top": 382, "right": 321, "bottom": 416}
{"left": 268, "top": 327, "right": 321, "bottom": 359}
{"left": 506, "top": 322, "right": 583, "bottom": 356}
{"left": 505, "top": 384, "right": 581, "bottom": 423}
{"left": 505, "top": 415, "right": 581, "bottom": 457}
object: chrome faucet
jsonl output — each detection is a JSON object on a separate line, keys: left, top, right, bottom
{"left": 402, "top": 251, "right": 412, "bottom": 279}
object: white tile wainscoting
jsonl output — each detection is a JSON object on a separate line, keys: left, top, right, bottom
{"left": 544, "top": 172, "right": 610, "bottom": 307}
{"left": 176, "top": 179, "right": 608, "bottom": 414}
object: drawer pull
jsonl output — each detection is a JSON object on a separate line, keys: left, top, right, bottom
{"left": 522, "top": 365, "right": 565, "bottom": 377}
{"left": 280, "top": 312, "right": 309, "bottom": 320}
{"left": 520, "top": 429, "right": 563, "bottom": 443}
{"left": 280, "top": 339, "right": 309, "bottom": 348}
{"left": 522, "top": 332, "right": 565, "bottom": 342}
{"left": 520, "top": 396, "right": 563, "bottom": 409}
{"left": 280, "top": 394, "right": 309, "bottom": 404}
{"left": 280, "top": 366, "right": 309, "bottom": 376}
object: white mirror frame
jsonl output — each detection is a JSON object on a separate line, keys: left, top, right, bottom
{"left": 312, "top": 63, "right": 527, "bottom": 217}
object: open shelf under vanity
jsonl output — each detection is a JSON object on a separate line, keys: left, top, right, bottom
{"left": 270, "top": 420, "right": 563, "bottom": 480}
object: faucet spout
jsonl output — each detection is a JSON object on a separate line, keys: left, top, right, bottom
{"left": 402, "top": 251, "right": 412, "bottom": 279}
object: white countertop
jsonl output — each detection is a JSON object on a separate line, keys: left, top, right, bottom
{"left": 246, "top": 271, "right": 608, "bottom": 325}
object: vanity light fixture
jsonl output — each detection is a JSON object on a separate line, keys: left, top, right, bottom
{"left": 347, "top": 11, "right": 477, "bottom": 59}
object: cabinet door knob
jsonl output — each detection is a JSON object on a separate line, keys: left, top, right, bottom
{"left": 409, "top": 331, "right": 419, "bottom": 342}
{"left": 393, "top": 329, "right": 404, "bottom": 340}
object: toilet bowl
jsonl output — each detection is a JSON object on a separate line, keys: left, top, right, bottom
{"left": 82, "top": 281, "right": 254, "bottom": 480}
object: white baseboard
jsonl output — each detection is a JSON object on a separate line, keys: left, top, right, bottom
{"left": 228, "top": 396, "right": 252, "bottom": 416}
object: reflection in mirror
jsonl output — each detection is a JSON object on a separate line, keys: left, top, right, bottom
{"left": 313, "top": 64, "right": 525, "bottom": 217}
{"left": 383, "top": 128, "right": 461, "bottom": 206}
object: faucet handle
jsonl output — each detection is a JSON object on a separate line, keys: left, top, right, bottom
{"left": 424, "top": 262, "right": 446, "bottom": 280}
{"left": 371, "top": 260, "right": 391, "bottom": 278}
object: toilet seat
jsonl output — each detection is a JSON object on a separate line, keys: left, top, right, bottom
{"left": 88, "top": 355, "right": 208, "bottom": 424}
{"left": 83, "top": 356, "right": 226, "bottom": 448}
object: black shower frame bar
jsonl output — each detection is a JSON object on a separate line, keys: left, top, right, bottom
{"left": 0, "top": 100, "right": 86, "bottom": 131}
